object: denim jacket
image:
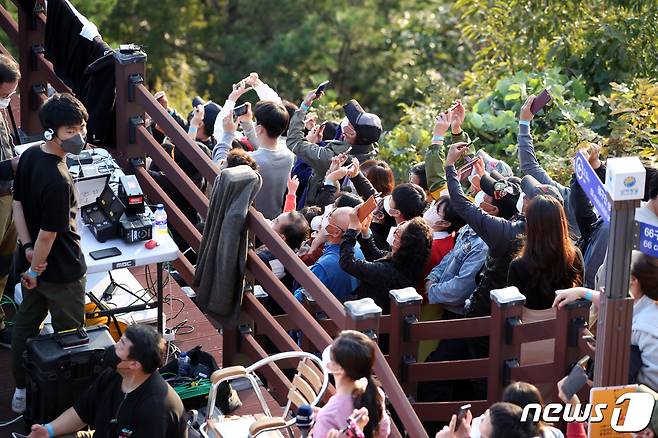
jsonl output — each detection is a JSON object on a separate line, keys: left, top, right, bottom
{"left": 426, "top": 225, "right": 488, "bottom": 315}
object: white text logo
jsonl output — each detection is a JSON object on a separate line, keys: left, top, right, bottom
{"left": 520, "top": 392, "right": 654, "bottom": 432}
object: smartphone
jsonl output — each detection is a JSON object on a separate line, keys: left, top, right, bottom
{"left": 357, "top": 196, "right": 377, "bottom": 222}
{"left": 12, "top": 433, "right": 28, "bottom": 438}
{"left": 233, "top": 103, "right": 248, "bottom": 117}
{"left": 530, "top": 89, "right": 552, "bottom": 114}
{"left": 455, "top": 403, "right": 471, "bottom": 432}
{"left": 466, "top": 137, "right": 480, "bottom": 147}
{"left": 457, "top": 156, "right": 479, "bottom": 178}
{"left": 315, "top": 80, "right": 330, "bottom": 98}
{"left": 89, "top": 247, "right": 122, "bottom": 260}
{"left": 341, "top": 409, "right": 367, "bottom": 437}
{"left": 582, "top": 335, "right": 597, "bottom": 347}
{"left": 562, "top": 364, "right": 588, "bottom": 401}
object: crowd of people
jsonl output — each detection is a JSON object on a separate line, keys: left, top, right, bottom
{"left": 138, "top": 71, "right": 658, "bottom": 437}
{"left": 1, "top": 47, "right": 658, "bottom": 437}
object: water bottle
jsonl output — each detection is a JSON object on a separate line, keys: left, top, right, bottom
{"left": 177, "top": 352, "right": 191, "bottom": 377}
{"left": 154, "top": 204, "right": 168, "bottom": 240}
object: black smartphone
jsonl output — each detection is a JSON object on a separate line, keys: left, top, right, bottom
{"left": 455, "top": 403, "right": 471, "bottom": 431}
{"left": 530, "top": 89, "right": 552, "bottom": 114}
{"left": 89, "top": 247, "right": 122, "bottom": 260}
{"left": 233, "top": 103, "right": 248, "bottom": 117}
{"left": 561, "top": 356, "right": 590, "bottom": 401}
{"left": 583, "top": 335, "right": 597, "bottom": 347}
{"left": 315, "top": 80, "right": 329, "bottom": 98}
{"left": 466, "top": 137, "right": 480, "bottom": 147}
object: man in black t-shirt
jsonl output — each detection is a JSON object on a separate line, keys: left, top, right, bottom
{"left": 10, "top": 93, "right": 89, "bottom": 414}
{"left": 28, "top": 324, "right": 187, "bottom": 438}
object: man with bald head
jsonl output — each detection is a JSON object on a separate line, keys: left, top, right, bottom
{"left": 295, "top": 207, "right": 365, "bottom": 301}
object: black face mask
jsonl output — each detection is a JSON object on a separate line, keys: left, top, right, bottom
{"left": 103, "top": 345, "right": 122, "bottom": 370}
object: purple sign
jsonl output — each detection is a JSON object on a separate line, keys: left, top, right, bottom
{"left": 574, "top": 151, "right": 611, "bottom": 223}
{"left": 639, "top": 221, "right": 658, "bottom": 257}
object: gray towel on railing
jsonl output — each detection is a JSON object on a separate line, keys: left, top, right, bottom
{"left": 194, "top": 165, "right": 261, "bottom": 327}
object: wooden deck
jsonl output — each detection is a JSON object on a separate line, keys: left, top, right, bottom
{"left": 0, "top": 264, "right": 280, "bottom": 434}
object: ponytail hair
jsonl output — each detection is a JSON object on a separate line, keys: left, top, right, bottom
{"left": 353, "top": 374, "right": 384, "bottom": 438}
{"left": 330, "top": 330, "right": 384, "bottom": 438}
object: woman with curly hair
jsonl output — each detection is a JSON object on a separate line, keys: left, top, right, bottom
{"left": 339, "top": 210, "right": 432, "bottom": 314}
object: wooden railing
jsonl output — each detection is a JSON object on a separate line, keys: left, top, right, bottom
{"left": 0, "top": 2, "right": 597, "bottom": 436}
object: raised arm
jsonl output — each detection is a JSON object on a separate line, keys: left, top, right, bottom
{"left": 211, "top": 115, "right": 237, "bottom": 163}
{"left": 213, "top": 81, "right": 252, "bottom": 144}
{"left": 444, "top": 144, "right": 513, "bottom": 253}
{"left": 517, "top": 95, "right": 561, "bottom": 187}
{"left": 426, "top": 101, "right": 470, "bottom": 200}
{"left": 286, "top": 91, "right": 336, "bottom": 174}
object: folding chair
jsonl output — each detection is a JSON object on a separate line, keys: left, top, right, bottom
{"left": 200, "top": 351, "right": 330, "bottom": 438}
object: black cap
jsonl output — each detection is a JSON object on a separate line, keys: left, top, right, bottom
{"left": 480, "top": 173, "right": 521, "bottom": 219}
{"left": 343, "top": 99, "right": 382, "bottom": 145}
{"left": 190, "top": 96, "right": 222, "bottom": 136}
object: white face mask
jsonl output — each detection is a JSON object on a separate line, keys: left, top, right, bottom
{"left": 320, "top": 213, "right": 330, "bottom": 234}
{"left": 474, "top": 190, "right": 486, "bottom": 208}
{"left": 0, "top": 97, "right": 11, "bottom": 109}
{"left": 516, "top": 192, "right": 525, "bottom": 214}
{"left": 386, "top": 225, "right": 398, "bottom": 247}
{"left": 423, "top": 202, "right": 441, "bottom": 228}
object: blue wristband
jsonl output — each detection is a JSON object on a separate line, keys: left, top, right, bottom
{"left": 26, "top": 267, "right": 38, "bottom": 278}
{"left": 432, "top": 135, "right": 444, "bottom": 143}
{"left": 519, "top": 120, "right": 530, "bottom": 127}
{"left": 300, "top": 102, "right": 311, "bottom": 112}
{"left": 45, "top": 423, "right": 55, "bottom": 438}
{"left": 584, "top": 290, "right": 593, "bottom": 301}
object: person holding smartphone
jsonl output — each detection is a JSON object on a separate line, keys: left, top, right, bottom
{"left": 10, "top": 94, "right": 89, "bottom": 414}
{"left": 287, "top": 90, "right": 381, "bottom": 207}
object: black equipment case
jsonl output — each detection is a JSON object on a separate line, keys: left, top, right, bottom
{"left": 24, "top": 325, "right": 115, "bottom": 426}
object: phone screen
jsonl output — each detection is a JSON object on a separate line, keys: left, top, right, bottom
{"left": 233, "top": 104, "right": 248, "bottom": 117}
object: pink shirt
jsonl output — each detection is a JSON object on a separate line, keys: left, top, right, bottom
{"left": 312, "top": 393, "right": 391, "bottom": 438}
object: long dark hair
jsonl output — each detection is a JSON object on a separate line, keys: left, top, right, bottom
{"left": 331, "top": 330, "right": 384, "bottom": 438}
{"left": 517, "top": 195, "right": 582, "bottom": 298}
{"left": 502, "top": 382, "right": 547, "bottom": 430}
{"left": 391, "top": 217, "right": 432, "bottom": 282}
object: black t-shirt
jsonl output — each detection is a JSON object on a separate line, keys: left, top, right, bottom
{"left": 13, "top": 146, "right": 86, "bottom": 283}
{"left": 74, "top": 369, "right": 187, "bottom": 438}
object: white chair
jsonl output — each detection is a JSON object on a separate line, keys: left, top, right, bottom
{"left": 200, "top": 351, "right": 329, "bottom": 438}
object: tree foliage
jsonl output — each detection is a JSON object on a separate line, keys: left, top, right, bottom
{"left": 1, "top": 0, "right": 655, "bottom": 183}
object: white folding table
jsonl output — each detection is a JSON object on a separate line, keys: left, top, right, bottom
{"left": 72, "top": 148, "right": 178, "bottom": 333}
{"left": 80, "top": 223, "right": 178, "bottom": 333}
